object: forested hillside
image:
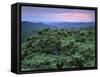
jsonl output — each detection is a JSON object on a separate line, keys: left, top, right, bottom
{"left": 21, "top": 25, "right": 95, "bottom": 71}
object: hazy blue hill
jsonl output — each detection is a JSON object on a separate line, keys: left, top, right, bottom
{"left": 21, "top": 21, "right": 49, "bottom": 42}
{"left": 21, "top": 21, "right": 95, "bottom": 36}
{"left": 44, "top": 22, "right": 95, "bottom": 29}
{"left": 21, "top": 21, "right": 49, "bottom": 33}
{"left": 21, "top": 21, "right": 58, "bottom": 34}
{"left": 22, "top": 21, "right": 95, "bottom": 30}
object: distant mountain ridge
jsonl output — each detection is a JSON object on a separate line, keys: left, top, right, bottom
{"left": 43, "top": 22, "right": 95, "bottom": 29}
{"left": 21, "top": 21, "right": 49, "bottom": 33}
{"left": 21, "top": 21, "right": 95, "bottom": 42}
{"left": 21, "top": 21, "right": 95, "bottom": 30}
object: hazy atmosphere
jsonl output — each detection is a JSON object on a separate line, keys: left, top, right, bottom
{"left": 21, "top": 6, "right": 96, "bottom": 71}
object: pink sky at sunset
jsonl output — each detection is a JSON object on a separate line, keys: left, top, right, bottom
{"left": 46, "top": 12, "right": 95, "bottom": 22}
{"left": 22, "top": 6, "right": 95, "bottom": 22}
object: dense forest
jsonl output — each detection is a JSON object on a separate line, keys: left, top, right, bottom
{"left": 21, "top": 22, "right": 95, "bottom": 71}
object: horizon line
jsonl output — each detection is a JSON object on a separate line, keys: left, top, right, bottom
{"left": 21, "top": 20, "right": 95, "bottom": 23}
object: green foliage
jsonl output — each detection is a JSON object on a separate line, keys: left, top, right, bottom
{"left": 21, "top": 28, "right": 95, "bottom": 71}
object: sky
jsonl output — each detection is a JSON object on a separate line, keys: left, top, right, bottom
{"left": 21, "top": 6, "right": 95, "bottom": 22}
